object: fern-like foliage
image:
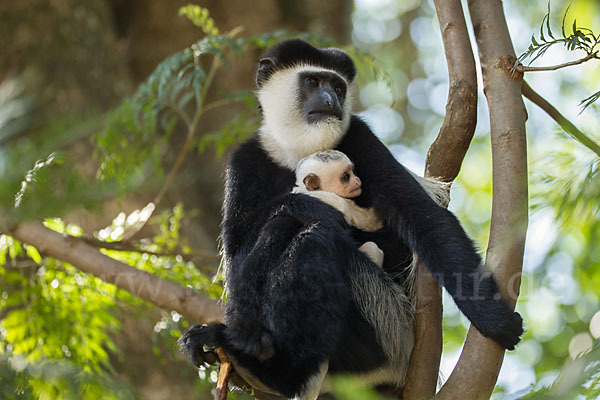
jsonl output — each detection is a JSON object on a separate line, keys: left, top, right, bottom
{"left": 94, "top": 5, "right": 382, "bottom": 191}
{"left": 517, "top": 3, "right": 600, "bottom": 111}
{"left": 580, "top": 90, "right": 600, "bottom": 110}
{"left": 518, "top": 4, "right": 599, "bottom": 65}
{"left": 531, "top": 137, "right": 600, "bottom": 226}
{"left": 519, "top": 343, "right": 600, "bottom": 399}
{"left": 94, "top": 34, "right": 241, "bottom": 185}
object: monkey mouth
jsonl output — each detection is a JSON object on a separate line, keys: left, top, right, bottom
{"left": 348, "top": 187, "right": 362, "bottom": 197}
{"left": 307, "top": 110, "right": 343, "bottom": 123}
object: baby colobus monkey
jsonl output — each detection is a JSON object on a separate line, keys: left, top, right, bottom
{"left": 292, "top": 150, "right": 384, "bottom": 266}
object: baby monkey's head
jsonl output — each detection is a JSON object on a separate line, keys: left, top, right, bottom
{"left": 295, "top": 150, "right": 362, "bottom": 198}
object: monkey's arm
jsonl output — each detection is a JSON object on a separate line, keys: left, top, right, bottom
{"left": 341, "top": 199, "right": 383, "bottom": 232}
{"left": 337, "top": 116, "right": 523, "bottom": 350}
{"left": 295, "top": 190, "right": 383, "bottom": 232}
{"left": 223, "top": 137, "right": 349, "bottom": 260}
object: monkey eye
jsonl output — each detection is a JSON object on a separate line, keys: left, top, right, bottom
{"left": 342, "top": 173, "right": 350, "bottom": 182}
{"left": 335, "top": 86, "right": 345, "bottom": 96}
{"left": 306, "top": 76, "right": 318, "bottom": 87}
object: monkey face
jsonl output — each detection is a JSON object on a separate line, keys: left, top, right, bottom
{"left": 335, "top": 164, "right": 362, "bottom": 198}
{"left": 297, "top": 71, "right": 346, "bottom": 124}
{"left": 302, "top": 160, "right": 362, "bottom": 199}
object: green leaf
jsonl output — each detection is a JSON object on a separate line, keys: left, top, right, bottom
{"left": 545, "top": 3, "right": 555, "bottom": 39}
{"left": 579, "top": 90, "right": 600, "bottom": 111}
{"left": 25, "top": 245, "right": 42, "bottom": 264}
{"left": 561, "top": 3, "right": 572, "bottom": 38}
{"left": 178, "top": 5, "right": 219, "bottom": 35}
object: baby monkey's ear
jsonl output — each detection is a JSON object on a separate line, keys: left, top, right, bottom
{"left": 303, "top": 173, "right": 321, "bottom": 191}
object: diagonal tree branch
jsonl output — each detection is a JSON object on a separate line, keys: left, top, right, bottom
{"left": 6, "top": 222, "right": 285, "bottom": 400}
{"left": 436, "top": 1, "right": 528, "bottom": 398}
{"left": 521, "top": 80, "right": 600, "bottom": 157}
{"left": 8, "top": 221, "right": 224, "bottom": 324}
{"left": 403, "top": 0, "right": 478, "bottom": 398}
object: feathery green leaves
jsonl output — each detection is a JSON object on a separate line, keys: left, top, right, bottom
{"left": 517, "top": 2, "right": 599, "bottom": 111}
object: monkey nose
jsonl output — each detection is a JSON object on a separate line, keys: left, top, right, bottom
{"left": 322, "top": 92, "right": 333, "bottom": 109}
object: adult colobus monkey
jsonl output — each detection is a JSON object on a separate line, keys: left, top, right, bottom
{"left": 180, "top": 39, "right": 523, "bottom": 399}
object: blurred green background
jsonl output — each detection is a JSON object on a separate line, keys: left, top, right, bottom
{"left": 1, "top": 0, "right": 599, "bottom": 399}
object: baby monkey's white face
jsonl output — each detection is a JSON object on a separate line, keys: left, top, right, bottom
{"left": 303, "top": 160, "right": 362, "bottom": 198}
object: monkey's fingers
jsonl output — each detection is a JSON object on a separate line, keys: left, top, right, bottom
{"left": 215, "top": 348, "right": 233, "bottom": 400}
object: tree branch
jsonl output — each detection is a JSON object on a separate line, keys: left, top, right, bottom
{"left": 404, "top": 0, "right": 478, "bottom": 399}
{"left": 425, "top": 0, "right": 479, "bottom": 183}
{"left": 436, "top": 1, "right": 528, "bottom": 399}
{"left": 516, "top": 51, "right": 598, "bottom": 72}
{"left": 119, "top": 120, "right": 199, "bottom": 242}
{"left": 8, "top": 221, "right": 224, "bottom": 324}
{"left": 521, "top": 80, "right": 600, "bottom": 157}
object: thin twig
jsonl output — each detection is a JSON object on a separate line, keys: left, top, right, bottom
{"left": 151, "top": 118, "right": 199, "bottom": 207}
{"left": 119, "top": 58, "right": 222, "bottom": 242}
{"left": 201, "top": 58, "right": 221, "bottom": 112}
{"left": 517, "top": 51, "right": 598, "bottom": 72}
{"left": 168, "top": 102, "right": 193, "bottom": 127}
{"left": 80, "top": 236, "right": 219, "bottom": 260}
{"left": 157, "top": 56, "right": 220, "bottom": 200}
{"left": 3, "top": 260, "right": 38, "bottom": 269}
{"left": 215, "top": 348, "right": 232, "bottom": 400}
{"left": 201, "top": 98, "right": 233, "bottom": 115}
{"left": 522, "top": 80, "right": 600, "bottom": 157}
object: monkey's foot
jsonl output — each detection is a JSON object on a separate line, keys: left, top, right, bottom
{"left": 228, "top": 322, "right": 275, "bottom": 362}
{"left": 179, "top": 324, "right": 223, "bottom": 367}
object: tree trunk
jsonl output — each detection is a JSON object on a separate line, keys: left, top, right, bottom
{"left": 403, "top": 0, "right": 478, "bottom": 398}
{"left": 435, "top": 0, "right": 528, "bottom": 397}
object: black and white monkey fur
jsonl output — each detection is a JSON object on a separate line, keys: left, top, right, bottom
{"left": 292, "top": 149, "right": 448, "bottom": 268}
{"left": 293, "top": 150, "right": 384, "bottom": 266}
{"left": 180, "top": 39, "right": 523, "bottom": 399}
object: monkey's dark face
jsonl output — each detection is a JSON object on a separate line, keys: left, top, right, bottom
{"left": 298, "top": 71, "right": 346, "bottom": 124}
{"left": 255, "top": 55, "right": 354, "bottom": 169}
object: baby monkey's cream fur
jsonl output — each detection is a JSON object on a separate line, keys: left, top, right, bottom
{"left": 293, "top": 150, "right": 384, "bottom": 267}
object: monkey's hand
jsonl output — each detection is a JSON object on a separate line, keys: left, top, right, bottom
{"left": 475, "top": 304, "right": 524, "bottom": 351}
{"left": 345, "top": 204, "right": 383, "bottom": 232}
